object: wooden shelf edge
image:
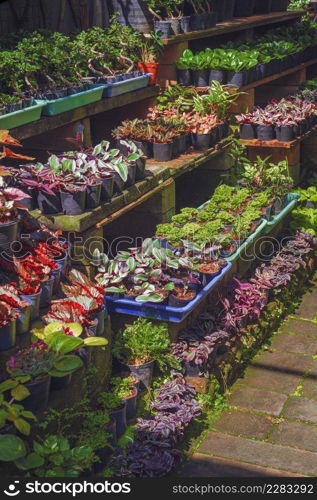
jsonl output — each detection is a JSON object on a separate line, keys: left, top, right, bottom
{"left": 162, "top": 10, "right": 305, "bottom": 46}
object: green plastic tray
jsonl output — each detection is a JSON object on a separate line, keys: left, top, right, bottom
{"left": 225, "top": 219, "right": 268, "bottom": 263}
{"left": 0, "top": 102, "right": 45, "bottom": 129}
{"left": 262, "top": 193, "right": 300, "bottom": 235}
{"left": 38, "top": 86, "right": 106, "bottom": 116}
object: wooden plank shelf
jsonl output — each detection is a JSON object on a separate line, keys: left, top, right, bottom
{"left": 161, "top": 11, "right": 304, "bottom": 46}
{"left": 240, "top": 125, "right": 317, "bottom": 149}
{"left": 11, "top": 86, "right": 160, "bottom": 141}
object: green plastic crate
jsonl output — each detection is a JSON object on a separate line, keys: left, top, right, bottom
{"left": 225, "top": 219, "right": 268, "bottom": 263}
{"left": 38, "top": 85, "right": 106, "bottom": 116}
{"left": 262, "top": 193, "right": 300, "bottom": 235}
{"left": 0, "top": 102, "right": 45, "bottom": 130}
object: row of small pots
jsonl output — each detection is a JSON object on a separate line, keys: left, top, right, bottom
{"left": 177, "top": 46, "right": 317, "bottom": 89}
{"left": 240, "top": 115, "right": 317, "bottom": 142}
{"left": 154, "top": 12, "right": 218, "bottom": 39}
{"left": 0, "top": 97, "right": 35, "bottom": 116}
{"left": 124, "top": 123, "right": 229, "bottom": 164}
{"left": 20, "top": 161, "right": 146, "bottom": 216}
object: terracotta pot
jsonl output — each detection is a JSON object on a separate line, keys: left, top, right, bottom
{"left": 137, "top": 62, "right": 159, "bottom": 85}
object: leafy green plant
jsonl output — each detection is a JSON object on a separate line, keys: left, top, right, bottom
{"left": 97, "top": 392, "right": 123, "bottom": 411}
{"left": 110, "top": 377, "right": 135, "bottom": 399}
{"left": 0, "top": 379, "right": 36, "bottom": 436}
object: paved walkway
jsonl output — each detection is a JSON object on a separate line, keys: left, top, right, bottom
{"left": 183, "top": 278, "right": 317, "bottom": 477}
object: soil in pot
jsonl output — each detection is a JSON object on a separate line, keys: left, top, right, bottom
{"left": 177, "top": 69, "right": 193, "bottom": 87}
{"left": 100, "top": 175, "right": 114, "bottom": 202}
{"left": 86, "top": 183, "right": 102, "bottom": 209}
{"left": 209, "top": 69, "right": 227, "bottom": 85}
{"left": 61, "top": 190, "right": 86, "bottom": 216}
{"left": 168, "top": 286, "right": 196, "bottom": 308}
{"left": 37, "top": 191, "right": 62, "bottom": 215}
{"left": 192, "top": 132, "right": 211, "bottom": 150}
{"left": 198, "top": 262, "right": 221, "bottom": 286}
{"left": 193, "top": 69, "right": 209, "bottom": 88}
{"left": 257, "top": 125, "right": 275, "bottom": 141}
{"left": 0, "top": 220, "right": 18, "bottom": 250}
{"left": 153, "top": 142, "right": 173, "bottom": 162}
{"left": 0, "top": 320, "right": 16, "bottom": 351}
{"left": 125, "top": 359, "right": 155, "bottom": 390}
{"left": 275, "top": 126, "right": 295, "bottom": 142}
{"left": 240, "top": 123, "right": 256, "bottom": 140}
{"left": 24, "top": 375, "right": 51, "bottom": 413}
{"left": 21, "top": 291, "right": 42, "bottom": 320}
{"left": 110, "top": 402, "right": 127, "bottom": 438}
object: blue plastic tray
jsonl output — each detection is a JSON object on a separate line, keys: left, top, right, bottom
{"left": 97, "top": 74, "right": 151, "bottom": 98}
{"left": 105, "top": 262, "right": 232, "bottom": 323}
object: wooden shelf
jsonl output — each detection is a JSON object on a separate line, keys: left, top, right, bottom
{"left": 162, "top": 11, "right": 304, "bottom": 46}
{"left": 241, "top": 125, "right": 317, "bottom": 150}
{"left": 11, "top": 86, "right": 160, "bottom": 141}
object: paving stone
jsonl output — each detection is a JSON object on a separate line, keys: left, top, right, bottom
{"left": 251, "top": 350, "right": 312, "bottom": 378}
{"left": 238, "top": 365, "right": 302, "bottom": 394}
{"left": 283, "top": 397, "right": 317, "bottom": 424}
{"left": 302, "top": 359, "right": 317, "bottom": 399}
{"left": 269, "top": 334, "right": 317, "bottom": 355}
{"left": 212, "top": 409, "right": 273, "bottom": 440}
{"left": 229, "top": 386, "right": 288, "bottom": 416}
{"left": 294, "top": 288, "right": 317, "bottom": 320}
{"left": 269, "top": 421, "right": 317, "bottom": 453}
{"left": 280, "top": 319, "right": 317, "bottom": 338}
{"left": 180, "top": 454, "right": 305, "bottom": 477}
{"left": 198, "top": 432, "right": 317, "bottom": 476}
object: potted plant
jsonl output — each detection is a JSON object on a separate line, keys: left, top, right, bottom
{"left": 137, "top": 31, "right": 164, "bottom": 84}
{"left": 112, "top": 317, "right": 179, "bottom": 388}
{"left": 0, "top": 378, "right": 37, "bottom": 436}
{"left": 110, "top": 376, "right": 138, "bottom": 420}
{"left": 146, "top": 0, "right": 183, "bottom": 36}
{"left": 97, "top": 392, "right": 127, "bottom": 438}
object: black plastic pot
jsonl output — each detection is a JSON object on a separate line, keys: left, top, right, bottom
{"left": 240, "top": 123, "right": 256, "bottom": 140}
{"left": 153, "top": 142, "right": 173, "bottom": 162}
{"left": 124, "top": 388, "right": 138, "bottom": 420}
{"left": 135, "top": 157, "right": 146, "bottom": 181}
{"left": 61, "top": 190, "right": 86, "bottom": 215}
{"left": 110, "top": 403, "right": 127, "bottom": 438}
{"left": 205, "top": 11, "right": 217, "bottom": 28}
{"left": 112, "top": 172, "right": 125, "bottom": 194}
{"left": 101, "top": 175, "right": 114, "bottom": 202}
{"left": 234, "top": 0, "right": 255, "bottom": 17}
{"left": 275, "top": 126, "right": 295, "bottom": 142}
{"left": 193, "top": 69, "right": 209, "bottom": 88}
{"left": 50, "top": 373, "right": 72, "bottom": 391}
{"left": 0, "top": 220, "right": 18, "bottom": 250}
{"left": 209, "top": 69, "right": 227, "bottom": 84}
{"left": 125, "top": 163, "right": 137, "bottom": 188}
{"left": 168, "top": 292, "right": 196, "bottom": 308}
{"left": 180, "top": 15, "right": 191, "bottom": 33}
{"left": 154, "top": 20, "right": 173, "bottom": 38}
{"left": 126, "top": 359, "right": 155, "bottom": 389}
{"left": 93, "top": 419, "right": 117, "bottom": 473}
{"left": 51, "top": 267, "right": 61, "bottom": 295}
{"left": 20, "top": 188, "right": 37, "bottom": 211}
{"left": 224, "top": 0, "right": 236, "bottom": 19}
{"left": 86, "top": 183, "right": 102, "bottom": 209}
{"left": 95, "top": 305, "right": 106, "bottom": 336}
{"left": 254, "top": 0, "right": 272, "bottom": 13}
{"left": 132, "top": 140, "right": 153, "bottom": 159}
{"left": 0, "top": 320, "right": 16, "bottom": 351}
{"left": 21, "top": 291, "right": 41, "bottom": 320}
{"left": 178, "top": 135, "right": 188, "bottom": 154}
{"left": 37, "top": 191, "right": 62, "bottom": 214}
{"left": 172, "top": 136, "right": 180, "bottom": 158}
{"left": 177, "top": 68, "right": 193, "bottom": 86}
{"left": 40, "top": 276, "right": 54, "bottom": 308}
{"left": 170, "top": 18, "right": 181, "bottom": 35}
{"left": 184, "top": 361, "right": 201, "bottom": 377}
{"left": 192, "top": 132, "right": 211, "bottom": 150}
{"left": 24, "top": 376, "right": 51, "bottom": 413}
{"left": 16, "top": 306, "right": 31, "bottom": 336}
{"left": 257, "top": 125, "right": 275, "bottom": 141}
{"left": 190, "top": 13, "right": 207, "bottom": 31}
{"left": 271, "top": 0, "right": 289, "bottom": 11}
{"left": 227, "top": 70, "right": 246, "bottom": 87}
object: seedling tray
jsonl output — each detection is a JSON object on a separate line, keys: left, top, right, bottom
{"left": 104, "top": 262, "right": 232, "bottom": 323}
{"left": 0, "top": 102, "right": 45, "bottom": 129}
{"left": 226, "top": 220, "right": 268, "bottom": 263}
{"left": 263, "top": 193, "right": 300, "bottom": 235}
{"left": 98, "top": 74, "right": 151, "bottom": 98}
{"left": 37, "top": 86, "right": 106, "bottom": 116}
